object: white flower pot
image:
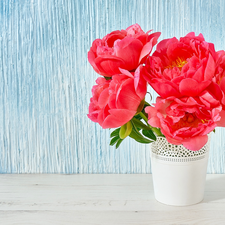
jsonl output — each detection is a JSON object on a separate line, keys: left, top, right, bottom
{"left": 150, "top": 137, "right": 210, "bottom": 206}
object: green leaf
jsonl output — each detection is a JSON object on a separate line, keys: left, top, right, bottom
{"left": 129, "top": 130, "right": 153, "bottom": 144}
{"left": 131, "top": 117, "right": 150, "bottom": 130}
{"left": 116, "top": 139, "right": 123, "bottom": 149}
{"left": 110, "top": 128, "right": 120, "bottom": 138}
{"left": 104, "top": 76, "right": 112, "bottom": 80}
{"left": 131, "top": 120, "right": 146, "bottom": 137}
{"left": 134, "top": 113, "right": 142, "bottom": 120}
{"left": 110, "top": 136, "right": 120, "bottom": 146}
{"left": 119, "top": 121, "right": 132, "bottom": 139}
{"left": 144, "top": 101, "right": 151, "bottom": 106}
{"left": 142, "top": 129, "right": 156, "bottom": 141}
{"left": 129, "top": 121, "right": 153, "bottom": 144}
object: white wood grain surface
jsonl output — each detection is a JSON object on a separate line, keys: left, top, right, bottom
{"left": 0, "top": 174, "right": 225, "bottom": 225}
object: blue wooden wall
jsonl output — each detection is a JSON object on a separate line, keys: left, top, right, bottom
{"left": 0, "top": 0, "right": 225, "bottom": 173}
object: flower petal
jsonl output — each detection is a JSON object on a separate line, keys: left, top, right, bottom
{"left": 116, "top": 79, "right": 140, "bottom": 110}
{"left": 95, "top": 56, "right": 125, "bottom": 76}
{"left": 182, "top": 135, "right": 208, "bottom": 151}
{"left": 150, "top": 80, "right": 181, "bottom": 98}
{"left": 134, "top": 66, "right": 147, "bottom": 100}
{"left": 179, "top": 78, "right": 211, "bottom": 96}
{"left": 204, "top": 54, "right": 215, "bottom": 81}
{"left": 102, "top": 109, "right": 136, "bottom": 129}
{"left": 88, "top": 50, "right": 101, "bottom": 74}
{"left": 139, "top": 32, "right": 161, "bottom": 63}
{"left": 98, "top": 88, "right": 109, "bottom": 108}
{"left": 119, "top": 68, "right": 134, "bottom": 78}
{"left": 217, "top": 110, "right": 225, "bottom": 127}
{"left": 114, "top": 37, "right": 143, "bottom": 71}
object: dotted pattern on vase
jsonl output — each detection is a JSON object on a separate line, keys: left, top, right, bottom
{"left": 151, "top": 137, "right": 209, "bottom": 162}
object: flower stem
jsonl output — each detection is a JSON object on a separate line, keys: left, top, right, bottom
{"left": 139, "top": 112, "right": 148, "bottom": 123}
{"left": 139, "top": 112, "right": 163, "bottom": 136}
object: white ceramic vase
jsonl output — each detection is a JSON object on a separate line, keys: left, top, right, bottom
{"left": 150, "top": 136, "right": 210, "bottom": 206}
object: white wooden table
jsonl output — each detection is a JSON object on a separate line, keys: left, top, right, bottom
{"left": 0, "top": 174, "right": 225, "bottom": 224}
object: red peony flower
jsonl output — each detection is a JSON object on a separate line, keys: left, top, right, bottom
{"left": 88, "top": 24, "right": 161, "bottom": 77}
{"left": 145, "top": 92, "right": 222, "bottom": 151}
{"left": 142, "top": 32, "right": 218, "bottom": 98}
{"left": 88, "top": 68, "right": 147, "bottom": 128}
{"left": 213, "top": 50, "right": 225, "bottom": 103}
{"left": 205, "top": 50, "right": 225, "bottom": 127}
{"left": 87, "top": 27, "right": 225, "bottom": 151}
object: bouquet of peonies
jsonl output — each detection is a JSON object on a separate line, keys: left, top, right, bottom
{"left": 87, "top": 24, "right": 225, "bottom": 151}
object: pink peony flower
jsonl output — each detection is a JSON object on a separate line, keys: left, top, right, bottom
{"left": 213, "top": 50, "right": 225, "bottom": 104}
{"left": 88, "top": 24, "right": 161, "bottom": 77}
{"left": 142, "top": 32, "right": 218, "bottom": 98}
{"left": 88, "top": 68, "right": 147, "bottom": 128}
{"left": 208, "top": 50, "right": 225, "bottom": 126}
{"left": 145, "top": 93, "right": 222, "bottom": 151}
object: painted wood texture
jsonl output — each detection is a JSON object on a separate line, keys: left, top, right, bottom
{"left": 0, "top": 0, "right": 225, "bottom": 173}
{"left": 1, "top": 174, "right": 225, "bottom": 224}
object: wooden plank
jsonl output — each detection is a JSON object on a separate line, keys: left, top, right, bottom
{"left": 0, "top": 174, "right": 153, "bottom": 186}
{"left": 0, "top": 174, "right": 225, "bottom": 224}
{"left": 1, "top": 210, "right": 225, "bottom": 225}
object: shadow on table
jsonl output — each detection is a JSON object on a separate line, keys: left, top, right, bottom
{"left": 203, "top": 175, "right": 225, "bottom": 203}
